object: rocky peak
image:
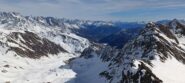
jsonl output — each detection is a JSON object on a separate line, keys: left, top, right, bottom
{"left": 146, "top": 22, "right": 156, "bottom": 28}
{"left": 99, "top": 20, "right": 185, "bottom": 83}
{"left": 169, "top": 19, "right": 185, "bottom": 36}
{"left": 0, "top": 12, "right": 21, "bottom": 18}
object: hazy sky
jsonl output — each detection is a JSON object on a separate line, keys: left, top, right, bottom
{"left": 0, "top": 0, "right": 185, "bottom": 21}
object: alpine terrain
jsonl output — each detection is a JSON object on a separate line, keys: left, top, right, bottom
{"left": 0, "top": 11, "right": 185, "bottom": 83}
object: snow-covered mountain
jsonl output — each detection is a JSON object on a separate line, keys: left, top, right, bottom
{"left": 71, "top": 19, "right": 185, "bottom": 83}
{"left": 0, "top": 12, "right": 90, "bottom": 83}
{"left": 1, "top": 11, "right": 185, "bottom": 83}
{"left": 0, "top": 11, "right": 143, "bottom": 83}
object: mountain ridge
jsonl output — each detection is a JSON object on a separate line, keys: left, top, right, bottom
{"left": 71, "top": 19, "right": 185, "bottom": 83}
{"left": 0, "top": 11, "right": 185, "bottom": 83}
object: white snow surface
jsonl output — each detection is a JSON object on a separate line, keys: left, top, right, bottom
{"left": 0, "top": 51, "right": 77, "bottom": 83}
{"left": 151, "top": 56, "right": 185, "bottom": 83}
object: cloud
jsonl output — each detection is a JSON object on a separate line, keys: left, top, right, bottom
{"left": 0, "top": 0, "right": 185, "bottom": 21}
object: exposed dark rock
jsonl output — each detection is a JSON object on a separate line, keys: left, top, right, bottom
{"left": 7, "top": 31, "right": 67, "bottom": 59}
{"left": 3, "top": 64, "right": 10, "bottom": 68}
{"left": 121, "top": 62, "right": 162, "bottom": 83}
{"left": 1, "top": 69, "right": 8, "bottom": 73}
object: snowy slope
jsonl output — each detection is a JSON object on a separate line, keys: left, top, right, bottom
{"left": 151, "top": 56, "right": 185, "bottom": 83}
{"left": 0, "top": 12, "right": 90, "bottom": 83}
{"left": 0, "top": 53, "right": 76, "bottom": 83}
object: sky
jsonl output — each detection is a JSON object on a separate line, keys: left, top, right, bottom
{"left": 0, "top": 0, "right": 185, "bottom": 22}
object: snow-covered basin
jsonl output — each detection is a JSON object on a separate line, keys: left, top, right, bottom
{"left": 0, "top": 52, "right": 77, "bottom": 83}
{"left": 70, "top": 54, "right": 108, "bottom": 83}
